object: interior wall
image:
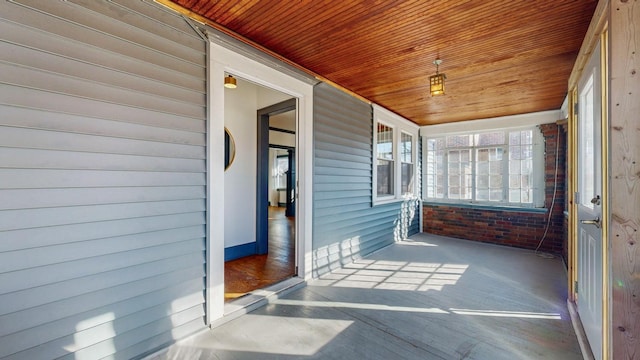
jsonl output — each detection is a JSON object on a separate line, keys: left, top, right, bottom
{"left": 223, "top": 79, "right": 296, "bottom": 252}
{"left": 269, "top": 129, "right": 296, "bottom": 146}
{"left": 224, "top": 78, "right": 258, "bottom": 249}
{"left": 258, "top": 86, "right": 291, "bottom": 108}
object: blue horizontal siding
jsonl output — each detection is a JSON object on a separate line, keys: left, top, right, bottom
{"left": 312, "top": 83, "right": 420, "bottom": 277}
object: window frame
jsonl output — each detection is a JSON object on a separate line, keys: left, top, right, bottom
{"left": 375, "top": 121, "right": 395, "bottom": 199}
{"left": 373, "top": 105, "right": 419, "bottom": 205}
{"left": 423, "top": 126, "right": 545, "bottom": 208}
{"left": 400, "top": 131, "right": 414, "bottom": 196}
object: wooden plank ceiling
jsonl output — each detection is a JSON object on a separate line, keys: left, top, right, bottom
{"left": 167, "top": 0, "right": 597, "bottom": 125}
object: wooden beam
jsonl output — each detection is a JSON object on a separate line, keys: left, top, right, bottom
{"left": 610, "top": 0, "right": 640, "bottom": 358}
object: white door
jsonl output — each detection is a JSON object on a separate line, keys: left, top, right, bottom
{"left": 576, "top": 39, "right": 603, "bottom": 360}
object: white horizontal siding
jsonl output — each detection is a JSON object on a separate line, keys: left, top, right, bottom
{"left": 0, "top": 0, "right": 207, "bottom": 359}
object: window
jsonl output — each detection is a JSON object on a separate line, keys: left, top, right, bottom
{"left": 376, "top": 123, "right": 394, "bottom": 196}
{"left": 276, "top": 154, "right": 288, "bottom": 189}
{"left": 425, "top": 128, "right": 543, "bottom": 207}
{"left": 400, "top": 132, "right": 414, "bottom": 195}
{"left": 373, "top": 105, "right": 419, "bottom": 203}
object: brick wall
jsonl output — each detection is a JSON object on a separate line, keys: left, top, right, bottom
{"left": 423, "top": 122, "right": 567, "bottom": 255}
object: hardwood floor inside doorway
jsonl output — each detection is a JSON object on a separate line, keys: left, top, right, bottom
{"left": 224, "top": 207, "right": 295, "bottom": 301}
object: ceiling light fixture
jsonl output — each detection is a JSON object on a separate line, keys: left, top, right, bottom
{"left": 430, "top": 58, "right": 446, "bottom": 96}
{"left": 224, "top": 75, "right": 237, "bottom": 89}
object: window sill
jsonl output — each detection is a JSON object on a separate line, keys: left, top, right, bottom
{"left": 374, "top": 195, "right": 419, "bottom": 206}
{"left": 422, "top": 201, "right": 548, "bottom": 213}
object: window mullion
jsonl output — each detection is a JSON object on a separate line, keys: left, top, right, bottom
{"left": 471, "top": 146, "right": 476, "bottom": 202}
{"left": 502, "top": 145, "right": 508, "bottom": 204}
{"left": 394, "top": 128, "right": 399, "bottom": 198}
{"left": 443, "top": 150, "right": 449, "bottom": 200}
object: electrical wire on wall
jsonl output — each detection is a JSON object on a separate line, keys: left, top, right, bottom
{"left": 535, "top": 124, "right": 562, "bottom": 258}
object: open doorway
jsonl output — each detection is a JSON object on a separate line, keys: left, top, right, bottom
{"left": 223, "top": 77, "right": 297, "bottom": 301}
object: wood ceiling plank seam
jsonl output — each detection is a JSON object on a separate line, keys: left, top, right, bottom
{"left": 265, "top": 1, "right": 430, "bottom": 61}
{"left": 179, "top": 0, "right": 229, "bottom": 17}
{"left": 290, "top": 6, "right": 444, "bottom": 60}
{"left": 344, "top": 51, "right": 575, "bottom": 91}
{"left": 217, "top": 0, "right": 275, "bottom": 30}
{"left": 320, "top": 16, "right": 584, "bottom": 63}
{"left": 300, "top": 1, "right": 592, "bottom": 60}
{"left": 275, "top": 4, "right": 393, "bottom": 56}
{"left": 231, "top": 3, "right": 340, "bottom": 55}
{"left": 294, "top": 24, "right": 552, "bottom": 74}
{"left": 237, "top": 5, "right": 317, "bottom": 50}
{"left": 378, "top": 64, "right": 573, "bottom": 101}
{"left": 192, "top": 0, "right": 235, "bottom": 19}
{"left": 196, "top": 1, "right": 220, "bottom": 19}
{"left": 320, "top": 32, "right": 575, "bottom": 83}
{"left": 188, "top": 0, "right": 212, "bottom": 13}
{"left": 234, "top": 2, "right": 297, "bottom": 36}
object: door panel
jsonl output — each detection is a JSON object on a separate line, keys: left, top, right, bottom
{"left": 576, "top": 40, "right": 603, "bottom": 360}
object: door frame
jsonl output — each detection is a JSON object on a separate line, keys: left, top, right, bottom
{"left": 206, "top": 37, "right": 314, "bottom": 324}
{"left": 568, "top": 26, "right": 610, "bottom": 360}
{"left": 257, "top": 99, "right": 296, "bottom": 255}
{"left": 575, "top": 36, "right": 604, "bottom": 359}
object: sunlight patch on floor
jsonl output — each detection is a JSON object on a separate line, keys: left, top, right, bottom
{"left": 196, "top": 314, "right": 353, "bottom": 356}
{"left": 274, "top": 299, "right": 449, "bottom": 314}
{"left": 272, "top": 299, "right": 562, "bottom": 321}
{"left": 316, "top": 258, "right": 469, "bottom": 292}
{"left": 450, "top": 308, "right": 562, "bottom": 320}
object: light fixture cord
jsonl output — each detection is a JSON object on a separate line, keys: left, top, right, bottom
{"left": 535, "top": 124, "right": 561, "bottom": 257}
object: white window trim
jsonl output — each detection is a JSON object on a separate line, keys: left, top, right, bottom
{"left": 420, "top": 109, "right": 561, "bottom": 209}
{"left": 373, "top": 104, "right": 419, "bottom": 205}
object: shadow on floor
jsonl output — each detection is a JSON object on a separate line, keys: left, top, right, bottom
{"left": 155, "top": 233, "right": 582, "bottom": 360}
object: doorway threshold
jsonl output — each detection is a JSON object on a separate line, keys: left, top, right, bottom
{"left": 214, "top": 277, "right": 306, "bottom": 328}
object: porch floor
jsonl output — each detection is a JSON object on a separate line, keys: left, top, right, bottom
{"left": 157, "top": 233, "right": 582, "bottom": 359}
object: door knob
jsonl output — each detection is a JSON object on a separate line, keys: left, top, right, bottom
{"left": 580, "top": 217, "right": 601, "bottom": 228}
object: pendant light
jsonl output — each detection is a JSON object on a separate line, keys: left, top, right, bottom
{"left": 430, "top": 58, "right": 446, "bottom": 96}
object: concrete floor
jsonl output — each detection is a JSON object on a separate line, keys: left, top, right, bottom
{"left": 153, "top": 233, "right": 582, "bottom": 359}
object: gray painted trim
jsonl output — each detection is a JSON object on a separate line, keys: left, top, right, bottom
{"left": 257, "top": 99, "right": 296, "bottom": 255}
